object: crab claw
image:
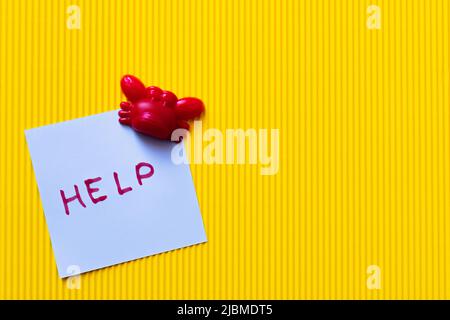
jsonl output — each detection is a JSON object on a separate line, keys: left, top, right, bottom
{"left": 175, "top": 97, "right": 205, "bottom": 121}
{"left": 161, "top": 90, "right": 178, "bottom": 108}
{"left": 177, "top": 120, "right": 190, "bottom": 130}
{"left": 118, "top": 101, "right": 132, "bottom": 125}
{"left": 145, "top": 86, "right": 163, "bottom": 99}
{"left": 121, "top": 75, "right": 146, "bottom": 102}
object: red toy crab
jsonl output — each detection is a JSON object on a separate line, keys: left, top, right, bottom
{"left": 118, "top": 75, "right": 204, "bottom": 141}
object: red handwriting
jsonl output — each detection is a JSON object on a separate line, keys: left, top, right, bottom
{"left": 85, "top": 177, "right": 108, "bottom": 204}
{"left": 60, "top": 161, "right": 155, "bottom": 215}
{"left": 60, "top": 185, "right": 86, "bottom": 215}
{"left": 136, "top": 162, "right": 155, "bottom": 185}
{"left": 113, "top": 172, "right": 132, "bottom": 195}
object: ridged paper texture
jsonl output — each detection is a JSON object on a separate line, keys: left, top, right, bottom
{"left": 0, "top": 0, "right": 449, "bottom": 299}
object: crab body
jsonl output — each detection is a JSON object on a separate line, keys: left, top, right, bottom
{"left": 118, "top": 75, "right": 204, "bottom": 140}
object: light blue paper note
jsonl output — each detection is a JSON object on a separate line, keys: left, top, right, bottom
{"left": 25, "top": 111, "right": 207, "bottom": 278}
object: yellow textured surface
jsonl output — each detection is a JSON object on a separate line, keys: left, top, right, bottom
{"left": 0, "top": 0, "right": 449, "bottom": 299}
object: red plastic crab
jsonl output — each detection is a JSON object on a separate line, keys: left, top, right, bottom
{"left": 118, "top": 75, "right": 204, "bottom": 140}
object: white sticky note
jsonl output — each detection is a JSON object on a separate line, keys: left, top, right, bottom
{"left": 25, "top": 111, "right": 207, "bottom": 278}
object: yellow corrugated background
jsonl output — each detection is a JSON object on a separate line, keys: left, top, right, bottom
{"left": 0, "top": 0, "right": 449, "bottom": 299}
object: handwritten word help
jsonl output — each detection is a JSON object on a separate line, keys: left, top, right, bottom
{"left": 60, "top": 162, "right": 155, "bottom": 215}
